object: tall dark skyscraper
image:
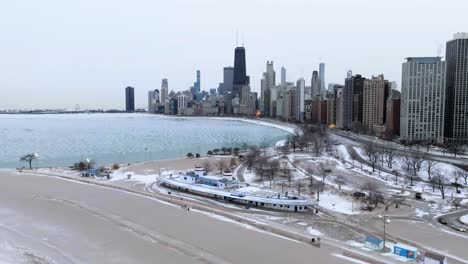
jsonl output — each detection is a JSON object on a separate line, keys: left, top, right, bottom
{"left": 444, "top": 33, "right": 468, "bottom": 143}
{"left": 351, "top": 74, "right": 366, "bottom": 124}
{"left": 196, "top": 70, "right": 201, "bottom": 92}
{"left": 125, "top": 86, "right": 135, "bottom": 112}
{"left": 233, "top": 47, "right": 247, "bottom": 85}
{"left": 233, "top": 47, "right": 249, "bottom": 99}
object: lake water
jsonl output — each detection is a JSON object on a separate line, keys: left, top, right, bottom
{"left": 0, "top": 113, "right": 290, "bottom": 168}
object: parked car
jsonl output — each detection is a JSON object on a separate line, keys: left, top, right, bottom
{"left": 449, "top": 224, "right": 466, "bottom": 232}
{"left": 438, "top": 217, "right": 448, "bottom": 225}
{"left": 414, "top": 192, "right": 422, "bottom": 200}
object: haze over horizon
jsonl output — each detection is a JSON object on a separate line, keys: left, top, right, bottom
{"left": 1, "top": 0, "right": 466, "bottom": 110}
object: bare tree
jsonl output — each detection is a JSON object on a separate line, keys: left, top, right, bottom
{"left": 361, "top": 181, "right": 379, "bottom": 200}
{"left": 305, "top": 166, "right": 315, "bottom": 194}
{"left": 216, "top": 159, "right": 227, "bottom": 174}
{"left": 253, "top": 157, "right": 269, "bottom": 181}
{"left": 230, "top": 157, "right": 237, "bottom": 168}
{"left": 317, "top": 161, "right": 333, "bottom": 183}
{"left": 461, "top": 169, "right": 468, "bottom": 185}
{"left": 245, "top": 146, "right": 260, "bottom": 172}
{"left": 281, "top": 162, "right": 293, "bottom": 187}
{"left": 384, "top": 196, "right": 406, "bottom": 211}
{"left": 334, "top": 174, "right": 346, "bottom": 190}
{"left": 268, "top": 159, "right": 280, "bottom": 188}
{"left": 451, "top": 170, "right": 464, "bottom": 193}
{"left": 424, "top": 159, "right": 437, "bottom": 180}
{"left": 294, "top": 180, "right": 306, "bottom": 196}
{"left": 202, "top": 160, "right": 212, "bottom": 173}
{"left": 448, "top": 143, "right": 465, "bottom": 158}
{"left": 413, "top": 154, "right": 425, "bottom": 172}
{"left": 383, "top": 148, "right": 396, "bottom": 168}
{"left": 364, "top": 142, "right": 378, "bottom": 172}
{"left": 20, "top": 153, "right": 38, "bottom": 169}
{"left": 434, "top": 170, "right": 449, "bottom": 199}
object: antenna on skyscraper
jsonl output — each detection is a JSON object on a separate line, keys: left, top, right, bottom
{"left": 236, "top": 30, "right": 239, "bottom": 47}
{"left": 242, "top": 32, "right": 244, "bottom": 47}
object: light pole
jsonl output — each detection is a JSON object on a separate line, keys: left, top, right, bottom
{"left": 379, "top": 214, "right": 390, "bottom": 252}
{"left": 144, "top": 147, "right": 147, "bottom": 161}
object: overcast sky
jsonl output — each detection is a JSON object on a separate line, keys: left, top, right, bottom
{"left": 0, "top": 0, "right": 466, "bottom": 110}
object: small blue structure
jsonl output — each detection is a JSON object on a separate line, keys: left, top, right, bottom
{"left": 81, "top": 169, "right": 98, "bottom": 177}
{"left": 364, "top": 236, "right": 383, "bottom": 251}
{"left": 394, "top": 243, "right": 418, "bottom": 260}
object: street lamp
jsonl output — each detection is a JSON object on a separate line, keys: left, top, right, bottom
{"left": 85, "top": 158, "right": 91, "bottom": 169}
{"left": 379, "top": 214, "right": 390, "bottom": 252}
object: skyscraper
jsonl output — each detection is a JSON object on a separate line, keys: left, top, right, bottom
{"left": 223, "top": 67, "right": 234, "bottom": 93}
{"left": 401, "top": 57, "right": 446, "bottom": 144}
{"left": 444, "top": 33, "right": 468, "bottom": 143}
{"left": 125, "top": 86, "right": 135, "bottom": 112}
{"left": 147, "top": 90, "right": 155, "bottom": 112}
{"left": 311, "top": 71, "right": 320, "bottom": 96}
{"left": 161, "top": 79, "right": 168, "bottom": 104}
{"left": 363, "top": 75, "right": 390, "bottom": 132}
{"left": 281, "top": 66, "right": 286, "bottom": 87}
{"left": 196, "top": 70, "right": 201, "bottom": 92}
{"left": 222, "top": 67, "right": 234, "bottom": 114}
{"left": 296, "top": 78, "right": 305, "bottom": 122}
{"left": 319, "top": 63, "right": 325, "bottom": 94}
{"left": 233, "top": 47, "right": 247, "bottom": 85}
{"left": 233, "top": 47, "right": 248, "bottom": 99}
{"left": 342, "top": 75, "right": 355, "bottom": 130}
{"left": 261, "top": 61, "right": 275, "bottom": 117}
{"left": 351, "top": 75, "right": 366, "bottom": 124}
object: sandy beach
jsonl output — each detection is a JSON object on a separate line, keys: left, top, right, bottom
{"left": 0, "top": 170, "right": 352, "bottom": 264}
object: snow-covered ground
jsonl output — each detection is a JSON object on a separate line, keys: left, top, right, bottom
{"left": 318, "top": 191, "right": 359, "bottom": 215}
{"left": 109, "top": 170, "right": 157, "bottom": 185}
{"left": 461, "top": 214, "right": 468, "bottom": 225}
{"left": 306, "top": 227, "right": 322, "bottom": 236}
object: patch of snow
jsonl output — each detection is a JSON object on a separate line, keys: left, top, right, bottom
{"left": 414, "top": 209, "right": 429, "bottom": 217}
{"left": 275, "top": 140, "right": 288, "bottom": 147}
{"left": 306, "top": 227, "right": 322, "bottom": 236}
{"left": 110, "top": 171, "right": 156, "bottom": 185}
{"left": 461, "top": 214, "right": 468, "bottom": 225}
{"left": 318, "top": 191, "right": 359, "bottom": 215}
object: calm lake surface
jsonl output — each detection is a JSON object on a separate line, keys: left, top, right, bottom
{"left": 0, "top": 113, "right": 290, "bottom": 168}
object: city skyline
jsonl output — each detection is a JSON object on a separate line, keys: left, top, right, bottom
{"left": 1, "top": 0, "right": 467, "bottom": 110}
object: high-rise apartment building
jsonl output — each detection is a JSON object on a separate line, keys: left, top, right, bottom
{"left": 147, "top": 90, "right": 155, "bottom": 112}
{"left": 444, "top": 33, "right": 468, "bottom": 143}
{"left": 342, "top": 75, "right": 355, "bottom": 130}
{"left": 260, "top": 61, "right": 275, "bottom": 117}
{"left": 125, "top": 86, "right": 135, "bottom": 112}
{"left": 400, "top": 57, "right": 446, "bottom": 144}
{"left": 161, "top": 79, "right": 169, "bottom": 104}
{"left": 311, "top": 71, "right": 320, "bottom": 96}
{"left": 296, "top": 78, "right": 305, "bottom": 122}
{"left": 281, "top": 67, "right": 286, "bottom": 87}
{"left": 363, "top": 75, "right": 390, "bottom": 132}
{"left": 319, "top": 63, "right": 325, "bottom": 94}
{"left": 386, "top": 90, "right": 401, "bottom": 137}
{"left": 351, "top": 75, "right": 366, "bottom": 124}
